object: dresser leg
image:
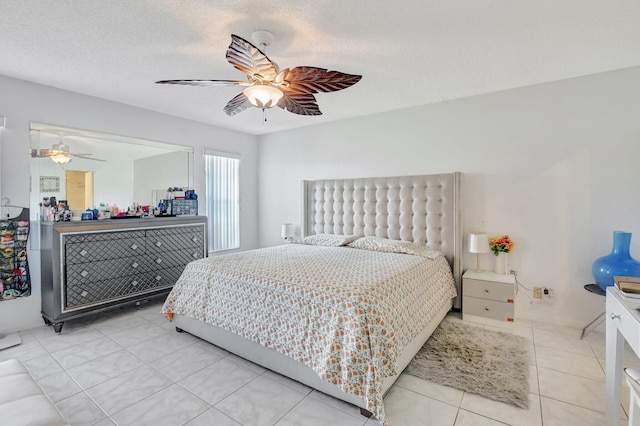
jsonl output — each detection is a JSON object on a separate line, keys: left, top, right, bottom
{"left": 175, "top": 327, "right": 184, "bottom": 333}
{"left": 53, "top": 323, "right": 64, "bottom": 334}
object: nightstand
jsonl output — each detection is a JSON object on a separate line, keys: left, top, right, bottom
{"left": 462, "top": 270, "right": 515, "bottom": 325}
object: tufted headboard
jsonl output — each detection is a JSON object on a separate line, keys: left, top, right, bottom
{"left": 302, "top": 172, "right": 463, "bottom": 309}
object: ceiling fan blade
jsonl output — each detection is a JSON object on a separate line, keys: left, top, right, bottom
{"left": 277, "top": 67, "right": 362, "bottom": 94}
{"left": 69, "top": 154, "right": 105, "bottom": 162}
{"left": 223, "top": 92, "right": 252, "bottom": 116}
{"left": 30, "top": 149, "right": 58, "bottom": 158}
{"left": 277, "top": 92, "right": 322, "bottom": 116}
{"left": 226, "top": 34, "right": 278, "bottom": 83}
{"left": 156, "top": 79, "right": 246, "bottom": 87}
{"left": 30, "top": 144, "right": 102, "bottom": 161}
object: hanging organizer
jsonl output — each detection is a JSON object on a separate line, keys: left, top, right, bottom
{"left": 0, "top": 198, "right": 31, "bottom": 301}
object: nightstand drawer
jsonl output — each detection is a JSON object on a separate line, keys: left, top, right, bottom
{"left": 464, "top": 279, "right": 514, "bottom": 302}
{"left": 463, "top": 296, "right": 514, "bottom": 322}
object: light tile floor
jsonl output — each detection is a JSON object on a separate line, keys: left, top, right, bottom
{"left": 0, "top": 300, "right": 633, "bottom": 426}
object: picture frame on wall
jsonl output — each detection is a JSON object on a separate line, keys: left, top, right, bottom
{"left": 40, "top": 176, "right": 60, "bottom": 193}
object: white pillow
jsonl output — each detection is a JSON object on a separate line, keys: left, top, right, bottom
{"left": 298, "top": 233, "right": 360, "bottom": 247}
{"left": 348, "top": 236, "right": 443, "bottom": 259}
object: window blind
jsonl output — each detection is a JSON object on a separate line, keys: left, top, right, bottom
{"left": 204, "top": 153, "right": 240, "bottom": 252}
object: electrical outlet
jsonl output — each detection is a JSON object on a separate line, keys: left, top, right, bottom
{"left": 531, "top": 287, "right": 554, "bottom": 305}
{"left": 533, "top": 287, "right": 543, "bottom": 299}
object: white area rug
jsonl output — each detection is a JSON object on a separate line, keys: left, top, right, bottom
{"left": 405, "top": 319, "right": 530, "bottom": 408}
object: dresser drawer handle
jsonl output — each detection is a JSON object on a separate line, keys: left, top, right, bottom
{"left": 155, "top": 241, "right": 162, "bottom": 247}
{"left": 132, "top": 262, "right": 138, "bottom": 269}
{"left": 131, "top": 280, "right": 138, "bottom": 287}
{"left": 156, "top": 258, "right": 162, "bottom": 264}
{"left": 610, "top": 313, "right": 621, "bottom": 320}
{"left": 155, "top": 275, "right": 162, "bottom": 281}
{"left": 131, "top": 244, "right": 138, "bottom": 250}
{"left": 80, "top": 249, "right": 88, "bottom": 257}
{"left": 484, "top": 307, "right": 490, "bottom": 311}
{"left": 193, "top": 253, "right": 198, "bottom": 258}
{"left": 484, "top": 289, "right": 490, "bottom": 293}
{"left": 80, "top": 270, "right": 88, "bottom": 278}
{"left": 192, "top": 237, "right": 198, "bottom": 243}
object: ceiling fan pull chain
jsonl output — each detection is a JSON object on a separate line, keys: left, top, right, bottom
{"left": 263, "top": 108, "right": 267, "bottom": 124}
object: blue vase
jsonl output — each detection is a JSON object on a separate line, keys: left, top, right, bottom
{"left": 592, "top": 231, "right": 640, "bottom": 291}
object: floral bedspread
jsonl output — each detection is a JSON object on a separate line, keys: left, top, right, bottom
{"left": 162, "top": 244, "right": 456, "bottom": 423}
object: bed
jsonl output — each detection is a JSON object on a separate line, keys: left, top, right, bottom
{"left": 163, "top": 172, "right": 462, "bottom": 424}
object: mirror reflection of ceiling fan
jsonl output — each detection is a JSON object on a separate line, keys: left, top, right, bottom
{"left": 29, "top": 133, "right": 105, "bottom": 165}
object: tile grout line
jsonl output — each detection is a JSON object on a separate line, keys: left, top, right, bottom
{"left": 49, "top": 327, "right": 127, "bottom": 425}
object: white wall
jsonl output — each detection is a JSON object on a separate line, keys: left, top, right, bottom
{"left": 33, "top": 157, "right": 134, "bottom": 213}
{"left": 134, "top": 151, "right": 190, "bottom": 206}
{"left": 93, "top": 159, "right": 135, "bottom": 210}
{"left": 0, "top": 74, "right": 258, "bottom": 333}
{"left": 257, "top": 66, "right": 640, "bottom": 328}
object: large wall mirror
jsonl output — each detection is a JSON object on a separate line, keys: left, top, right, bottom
{"left": 29, "top": 123, "right": 194, "bottom": 219}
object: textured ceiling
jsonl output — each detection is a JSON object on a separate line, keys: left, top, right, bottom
{"left": 1, "top": 0, "right": 639, "bottom": 135}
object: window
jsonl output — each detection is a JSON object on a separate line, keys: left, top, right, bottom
{"left": 204, "top": 151, "right": 240, "bottom": 252}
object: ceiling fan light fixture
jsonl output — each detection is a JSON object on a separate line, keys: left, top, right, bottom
{"left": 242, "top": 84, "right": 283, "bottom": 109}
{"left": 51, "top": 153, "right": 72, "bottom": 165}
{"left": 157, "top": 34, "right": 361, "bottom": 118}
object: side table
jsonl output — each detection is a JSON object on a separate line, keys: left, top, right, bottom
{"left": 462, "top": 270, "right": 515, "bottom": 326}
{"left": 581, "top": 283, "right": 606, "bottom": 339}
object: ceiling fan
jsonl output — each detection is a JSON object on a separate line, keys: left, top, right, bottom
{"left": 30, "top": 133, "right": 105, "bottom": 165}
{"left": 156, "top": 31, "right": 362, "bottom": 119}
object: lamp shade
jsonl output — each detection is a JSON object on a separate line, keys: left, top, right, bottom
{"left": 51, "top": 154, "right": 72, "bottom": 165}
{"left": 468, "top": 233, "right": 490, "bottom": 254}
{"left": 243, "top": 85, "right": 284, "bottom": 109}
{"left": 281, "top": 223, "right": 295, "bottom": 238}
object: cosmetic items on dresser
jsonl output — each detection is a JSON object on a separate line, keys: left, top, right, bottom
{"left": 155, "top": 187, "right": 198, "bottom": 216}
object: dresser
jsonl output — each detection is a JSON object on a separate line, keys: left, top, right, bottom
{"left": 40, "top": 217, "right": 207, "bottom": 332}
{"left": 462, "top": 270, "right": 515, "bottom": 325}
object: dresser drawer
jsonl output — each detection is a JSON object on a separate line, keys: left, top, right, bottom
{"left": 607, "top": 293, "right": 640, "bottom": 351}
{"left": 66, "top": 255, "right": 155, "bottom": 284}
{"left": 147, "top": 250, "right": 204, "bottom": 270}
{"left": 464, "top": 279, "right": 513, "bottom": 302}
{"left": 65, "top": 231, "right": 146, "bottom": 264}
{"left": 463, "top": 296, "right": 514, "bottom": 322}
{"left": 145, "top": 225, "right": 204, "bottom": 253}
{"left": 64, "top": 272, "right": 174, "bottom": 310}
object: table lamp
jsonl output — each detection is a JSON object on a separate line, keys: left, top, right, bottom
{"left": 468, "top": 233, "right": 490, "bottom": 272}
{"left": 281, "top": 223, "right": 295, "bottom": 244}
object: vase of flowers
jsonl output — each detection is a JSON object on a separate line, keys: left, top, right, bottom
{"left": 490, "top": 235, "right": 515, "bottom": 274}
